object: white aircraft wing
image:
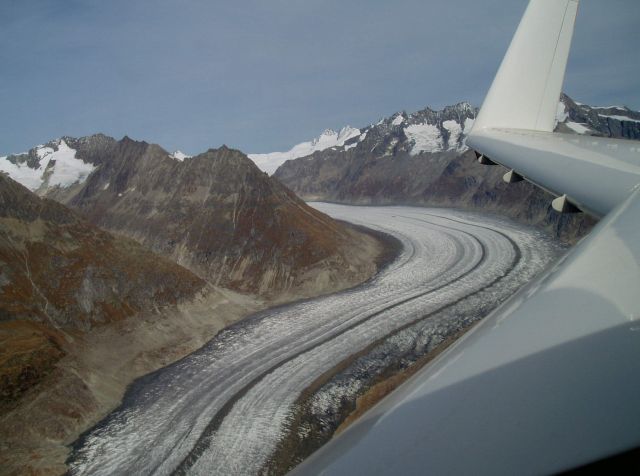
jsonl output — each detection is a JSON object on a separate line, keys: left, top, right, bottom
{"left": 292, "top": 0, "right": 640, "bottom": 473}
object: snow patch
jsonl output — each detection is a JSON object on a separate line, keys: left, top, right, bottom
{"left": 37, "top": 146, "right": 55, "bottom": 160}
{"left": 171, "top": 150, "right": 191, "bottom": 161}
{"left": 443, "top": 120, "right": 463, "bottom": 150}
{"left": 249, "top": 126, "right": 360, "bottom": 174}
{"left": 556, "top": 102, "right": 569, "bottom": 123}
{"left": 592, "top": 105, "right": 628, "bottom": 110}
{"left": 599, "top": 114, "right": 640, "bottom": 123}
{"left": 0, "top": 154, "right": 43, "bottom": 190}
{"left": 0, "top": 139, "right": 94, "bottom": 191}
{"left": 47, "top": 140, "right": 95, "bottom": 188}
{"left": 565, "top": 122, "right": 592, "bottom": 134}
{"left": 403, "top": 123, "right": 443, "bottom": 155}
{"left": 392, "top": 114, "right": 405, "bottom": 126}
{"left": 344, "top": 142, "right": 358, "bottom": 151}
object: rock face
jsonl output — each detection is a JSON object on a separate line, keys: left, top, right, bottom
{"left": 0, "top": 136, "right": 386, "bottom": 475}
{"left": 0, "top": 173, "right": 204, "bottom": 408}
{"left": 556, "top": 94, "right": 640, "bottom": 139}
{"left": 273, "top": 96, "right": 640, "bottom": 242}
{"left": 1, "top": 135, "right": 379, "bottom": 299}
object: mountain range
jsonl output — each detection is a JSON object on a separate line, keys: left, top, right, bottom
{"left": 2, "top": 92, "right": 638, "bottom": 474}
{"left": 1, "top": 136, "right": 380, "bottom": 299}
{"left": 0, "top": 136, "right": 384, "bottom": 475}
{"left": 270, "top": 94, "right": 640, "bottom": 241}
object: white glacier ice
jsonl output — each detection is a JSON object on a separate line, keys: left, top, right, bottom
{"left": 68, "top": 204, "right": 563, "bottom": 476}
{"left": 170, "top": 150, "right": 192, "bottom": 161}
{"left": 403, "top": 123, "right": 443, "bottom": 155}
{"left": 0, "top": 139, "right": 94, "bottom": 192}
{"left": 249, "top": 126, "right": 361, "bottom": 174}
{"left": 442, "top": 119, "right": 463, "bottom": 151}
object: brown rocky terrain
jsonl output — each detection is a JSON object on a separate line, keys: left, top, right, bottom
{"left": 0, "top": 137, "right": 386, "bottom": 475}
{"left": 0, "top": 284, "right": 261, "bottom": 476}
{"left": 0, "top": 174, "right": 221, "bottom": 474}
{"left": 40, "top": 137, "right": 380, "bottom": 301}
{"left": 0, "top": 173, "right": 205, "bottom": 408}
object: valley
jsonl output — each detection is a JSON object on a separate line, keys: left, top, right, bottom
{"left": 0, "top": 142, "right": 383, "bottom": 475}
{"left": 2, "top": 97, "right": 634, "bottom": 475}
{"left": 67, "top": 203, "right": 564, "bottom": 475}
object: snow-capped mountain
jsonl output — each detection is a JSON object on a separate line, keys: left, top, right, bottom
{"left": 357, "top": 102, "right": 477, "bottom": 157}
{"left": 262, "top": 95, "right": 639, "bottom": 180}
{"left": 0, "top": 133, "right": 377, "bottom": 297}
{"left": 249, "top": 126, "right": 360, "bottom": 174}
{"left": 250, "top": 103, "right": 477, "bottom": 176}
{"left": 555, "top": 93, "right": 640, "bottom": 139}
{"left": 0, "top": 135, "right": 204, "bottom": 195}
{"left": 274, "top": 96, "right": 639, "bottom": 242}
{"left": 0, "top": 138, "right": 95, "bottom": 192}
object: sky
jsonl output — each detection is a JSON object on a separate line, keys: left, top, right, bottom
{"left": 1, "top": 0, "right": 638, "bottom": 156}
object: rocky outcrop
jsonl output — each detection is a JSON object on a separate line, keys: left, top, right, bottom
{"left": 274, "top": 96, "right": 639, "bottom": 242}
{"left": 0, "top": 173, "right": 205, "bottom": 411}
{"left": 34, "top": 136, "right": 380, "bottom": 300}
{"left": 556, "top": 93, "right": 640, "bottom": 139}
{"left": 0, "top": 173, "right": 203, "bottom": 329}
{"left": 0, "top": 139, "right": 386, "bottom": 475}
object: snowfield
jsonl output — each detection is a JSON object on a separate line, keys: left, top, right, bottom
{"left": 0, "top": 139, "right": 94, "bottom": 192}
{"left": 404, "top": 123, "right": 444, "bottom": 155}
{"left": 68, "top": 204, "right": 564, "bottom": 476}
{"left": 248, "top": 127, "right": 360, "bottom": 174}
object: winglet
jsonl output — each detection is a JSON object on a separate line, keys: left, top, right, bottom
{"left": 471, "top": 0, "right": 579, "bottom": 133}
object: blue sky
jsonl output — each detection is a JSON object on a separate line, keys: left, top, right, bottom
{"left": 1, "top": 0, "right": 638, "bottom": 155}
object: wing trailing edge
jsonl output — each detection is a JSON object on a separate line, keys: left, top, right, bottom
{"left": 468, "top": 128, "right": 640, "bottom": 218}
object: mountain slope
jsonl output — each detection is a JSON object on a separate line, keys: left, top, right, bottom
{"left": 0, "top": 174, "right": 272, "bottom": 476}
{"left": 0, "top": 135, "right": 382, "bottom": 300}
{"left": 273, "top": 96, "right": 639, "bottom": 241}
{"left": 0, "top": 173, "right": 205, "bottom": 407}
{"left": 0, "top": 137, "right": 387, "bottom": 475}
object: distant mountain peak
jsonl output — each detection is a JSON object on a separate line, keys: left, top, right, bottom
{"left": 248, "top": 125, "right": 360, "bottom": 175}
{"left": 556, "top": 93, "right": 640, "bottom": 136}
{"left": 0, "top": 137, "right": 95, "bottom": 192}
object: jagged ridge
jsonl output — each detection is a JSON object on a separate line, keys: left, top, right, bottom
{"left": 4, "top": 135, "right": 380, "bottom": 298}
{"left": 273, "top": 96, "right": 640, "bottom": 241}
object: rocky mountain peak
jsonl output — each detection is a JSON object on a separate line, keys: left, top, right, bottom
{"left": 556, "top": 93, "right": 640, "bottom": 139}
{"left": 1, "top": 136, "right": 377, "bottom": 297}
{"left": 274, "top": 94, "right": 639, "bottom": 242}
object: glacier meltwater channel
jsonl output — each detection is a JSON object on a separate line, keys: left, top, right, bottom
{"left": 68, "top": 204, "right": 564, "bottom": 475}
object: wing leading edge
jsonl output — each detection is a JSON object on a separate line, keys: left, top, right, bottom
{"left": 292, "top": 0, "right": 640, "bottom": 473}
